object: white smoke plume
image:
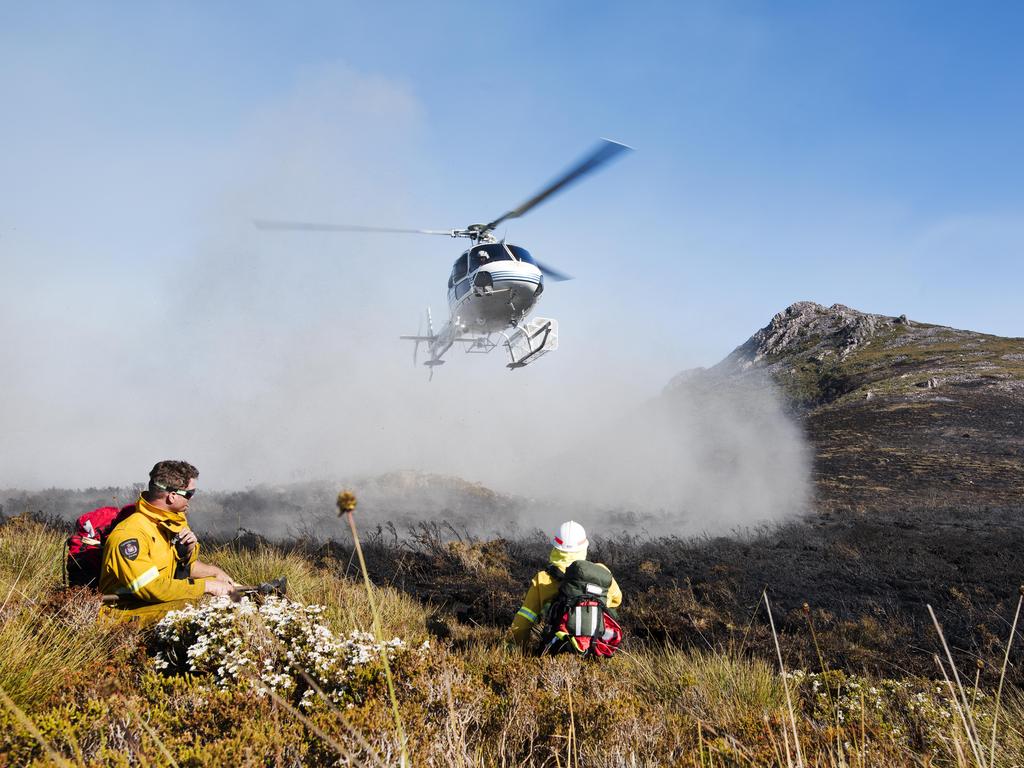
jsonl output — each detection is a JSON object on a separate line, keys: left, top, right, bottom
{"left": 0, "top": 65, "right": 809, "bottom": 537}
{"left": 520, "top": 370, "right": 811, "bottom": 537}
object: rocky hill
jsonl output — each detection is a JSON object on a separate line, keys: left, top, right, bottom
{"left": 714, "top": 301, "right": 1024, "bottom": 509}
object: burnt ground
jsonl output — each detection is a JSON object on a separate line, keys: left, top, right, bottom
{"left": 6, "top": 466, "right": 1022, "bottom": 684}
{"left": 809, "top": 388, "right": 1024, "bottom": 509}
{"left": 9, "top": 499, "right": 1021, "bottom": 680}
{"left": 226, "top": 498, "right": 1023, "bottom": 683}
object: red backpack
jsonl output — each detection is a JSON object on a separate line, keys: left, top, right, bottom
{"left": 64, "top": 504, "right": 135, "bottom": 588}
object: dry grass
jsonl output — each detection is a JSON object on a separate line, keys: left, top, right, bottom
{"left": 0, "top": 515, "right": 66, "bottom": 605}
{"left": 0, "top": 520, "right": 144, "bottom": 710}
{"left": 2, "top": 517, "right": 1023, "bottom": 767}
{"left": 210, "top": 542, "right": 429, "bottom": 641}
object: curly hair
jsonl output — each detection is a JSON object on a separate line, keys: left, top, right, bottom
{"left": 148, "top": 460, "right": 199, "bottom": 492}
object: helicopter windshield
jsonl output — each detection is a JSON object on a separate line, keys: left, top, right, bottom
{"left": 468, "top": 244, "right": 515, "bottom": 272}
{"left": 507, "top": 245, "right": 536, "bottom": 265}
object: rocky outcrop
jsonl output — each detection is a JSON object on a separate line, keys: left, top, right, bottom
{"left": 721, "top": 301, "right": 904, "bottom": 370}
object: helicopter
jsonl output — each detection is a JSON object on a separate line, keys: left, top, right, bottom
{"left": 255, "top": 138, "right": 630, "bottom": 375}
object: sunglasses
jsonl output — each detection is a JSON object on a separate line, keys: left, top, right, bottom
{"left": 153, "top": 481, "right": 197, "bottom": 500}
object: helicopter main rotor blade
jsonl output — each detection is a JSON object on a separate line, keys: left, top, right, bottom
{"left": 485, "top": 138, "right": 632, "bottom": 231}
{"left": 254, "top": 219, "right": 454, "bottom": 236}
{"left": 535, "top": 260, "right": 573, "bottom": 282}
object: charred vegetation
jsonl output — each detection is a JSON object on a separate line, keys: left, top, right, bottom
{"left": 189, "top": 502, "right": 1020, "bottom": 682}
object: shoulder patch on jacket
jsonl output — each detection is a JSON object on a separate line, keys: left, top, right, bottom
{"left": 119, "top": 538, "right": 140, "bottom": 561}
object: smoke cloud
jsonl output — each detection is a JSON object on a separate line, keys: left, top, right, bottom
{"left": 520, "top": 370, "right": 811, "bottom": 537}
{"left": 0, "top": 65, "right": 809, "bottom": 538}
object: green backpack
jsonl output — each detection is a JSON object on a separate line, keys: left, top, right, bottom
{"left": 541, "top": 560, "right": 623, "bottom": 657}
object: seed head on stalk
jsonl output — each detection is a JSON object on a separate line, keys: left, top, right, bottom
{"left": 335, "top": 488, "right": 409, "bottom": 766}
{"left": 337, "top": 491, "right": 357, "bottom": 516}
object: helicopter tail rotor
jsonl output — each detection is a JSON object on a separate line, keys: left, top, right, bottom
{"left": 413, "top": 315, "right": 423, "bottom": 367}
{"left": 401, "top": 307, "right": 440, "bottom": 371}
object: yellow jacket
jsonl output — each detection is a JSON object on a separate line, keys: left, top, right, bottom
{"left": 100, "top": 496, "right": 206, "bottom": 620}
{"left": 510, "top": 548, "right": 622, "bottom": 647}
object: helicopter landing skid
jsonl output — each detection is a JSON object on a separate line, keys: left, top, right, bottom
{"left": 503, "top": 317, "right": 558, "bottom": 369}
{"left": 463, "top": 335, "right": 500, "bottom": 354}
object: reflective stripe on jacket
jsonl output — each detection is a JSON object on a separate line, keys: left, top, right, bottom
{"left": 510, "top": 548, "right": 622, "bottom": 646}
{"left": 99, "top": 496, "right": 205, "bottom": 617}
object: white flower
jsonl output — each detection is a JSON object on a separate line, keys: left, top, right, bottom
{"left": 149, "top": 594, "right": 425, "bottom": 702}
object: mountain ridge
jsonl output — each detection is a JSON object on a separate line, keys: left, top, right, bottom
{"left": 706, "top": 301, "right": 1024, "bottom": 508}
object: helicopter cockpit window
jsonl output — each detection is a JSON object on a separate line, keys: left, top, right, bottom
{"left": 508, "top": 245, "right": 536, "bottom": 265}
{"left": 452, "top": 254, "right": 468, "bottom": 283}
{"left": 469, "top": 244, "right": 512, "bottom": 272}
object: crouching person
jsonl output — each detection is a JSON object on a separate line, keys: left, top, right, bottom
{"left": 510, "top": 521, "right": 624, "bottom": 657}
{"left": 100, "top": 460, "right": 236, "bottom": 623}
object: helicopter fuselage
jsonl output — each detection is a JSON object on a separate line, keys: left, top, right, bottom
{"left": 256, "top": 138, "right": 629, "bottom": 374}
{"left": 446, "top": 242, "right": 543, "bottom": 334}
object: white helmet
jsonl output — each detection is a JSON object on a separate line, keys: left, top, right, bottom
{"left": 552, "top": 520, "right": 588, "bottom": 553}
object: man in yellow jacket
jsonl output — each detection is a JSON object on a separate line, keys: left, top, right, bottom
{"left": 510, "top": 520, "right": 622, "bottom": 649}
{"left": 100, "top": 460, "right": 236, "bottom": 622}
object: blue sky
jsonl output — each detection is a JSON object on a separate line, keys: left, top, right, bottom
{"left": 2, "top": 2, "right": 1021, "bottom": 488}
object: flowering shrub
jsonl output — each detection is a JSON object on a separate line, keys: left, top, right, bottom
{"left": 152, "top": 596, "right": 422, "bottom": 708}
{"left": 787, "top": 668, "right": 994, "bottom": 750}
